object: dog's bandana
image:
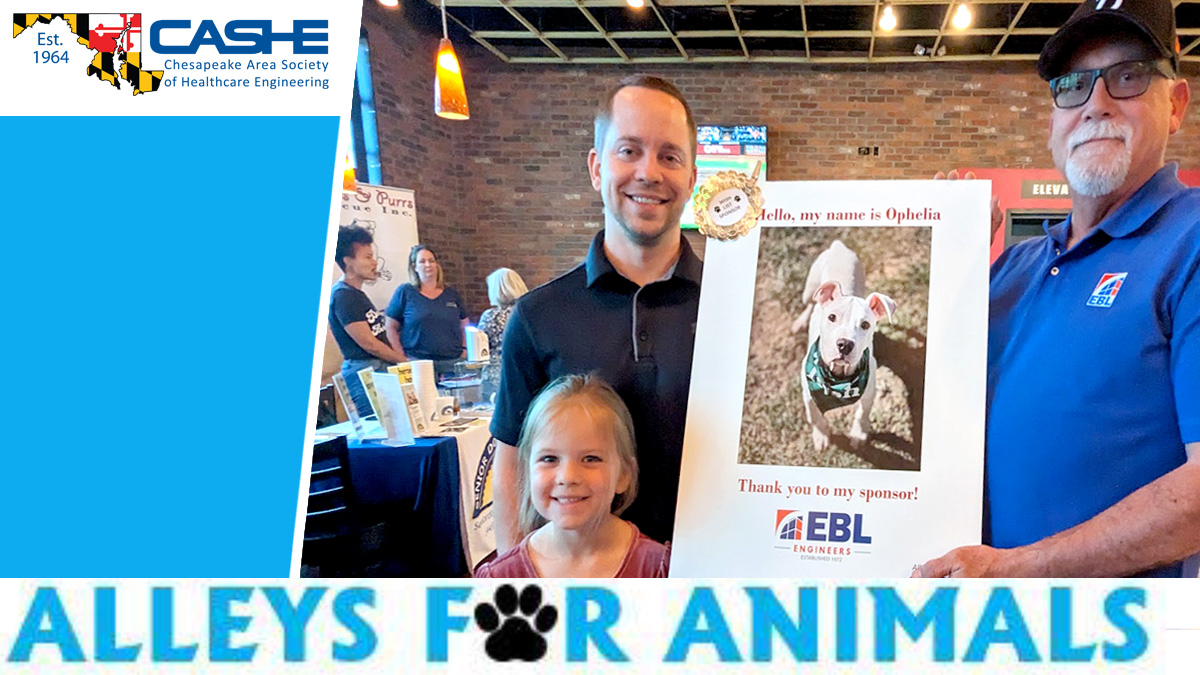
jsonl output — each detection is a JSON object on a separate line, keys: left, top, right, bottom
{"left": 804, "top": 339, "right": 871, "bottom": 412}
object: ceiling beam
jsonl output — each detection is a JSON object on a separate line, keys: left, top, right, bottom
{"left": 725, "top": 0, "right": 752, "bottom": 59}
{"left": 503, "top": 52, "right": 1045, "bottom": 63}
{"left": 494, "top": 0, "right": 570, "bottom": 59}
{"left": 571, "top": 0, "right": 630, "bottom": 61}
{"left": 425, "top": 0, "right": 1200, "bottom": 65}
{"left": 992, "top": 1, "right": 1029, "bottom": 57}
{"left": 647, "top": 0, "right": 691, "bottom": 60}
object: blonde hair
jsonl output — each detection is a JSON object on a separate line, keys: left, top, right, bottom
{"left": 408, "top": 244, "right": 444, "bottom": 288}
{"left": 515, "top": 374, "right": 638, "bottom": 538}
{"left": 487, "top": 268, "right": 529, "bottom": 308}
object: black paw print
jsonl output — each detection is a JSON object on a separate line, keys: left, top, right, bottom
{"left": 474, "top": 584, "right": 558, "bottom": 662}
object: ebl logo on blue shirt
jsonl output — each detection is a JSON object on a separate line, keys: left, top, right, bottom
{"left": 1087, "top": 273, "right": 1128, "bottom": 308}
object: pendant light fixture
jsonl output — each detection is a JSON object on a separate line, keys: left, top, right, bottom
{"left": 343, "top": 153, "right": 357, "bottom": 192}
{"left": 952, "top": 3, "right": 972, "bottom": 30}
{"left": 434, "top": 0, "right": 469, "bottom": 120}
{"left": 879, "top": 5, "right": 896, "bottom": 31}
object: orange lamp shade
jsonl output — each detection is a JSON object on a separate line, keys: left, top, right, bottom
{"left": 434, "top": 38, "right": 469, "bottom": 120}
{"left": 342, "top": 154, "right": 357, "bottom": 192}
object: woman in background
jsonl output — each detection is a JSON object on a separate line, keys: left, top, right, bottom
{"left": 385, "top": 244, "right": 469, "bottom": 376}
{"left": 479, "top": 268, "right": 528, "bottom": 397}
{"left": 479, "top": 268, "right": 529, "bottom": 358}
{"left": 328, "top": 225, "right": 406, "bottom": 416}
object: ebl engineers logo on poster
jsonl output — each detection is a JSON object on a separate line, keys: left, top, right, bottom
{"left": 12, "top": 13, "right": 331, "bottom": 95}
{"left": 775, "top": 508, "right": 872, "bottom": 562}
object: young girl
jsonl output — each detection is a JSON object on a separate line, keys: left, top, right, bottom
{"left": 475, "top": 374, "right": 669, "bottom": 578}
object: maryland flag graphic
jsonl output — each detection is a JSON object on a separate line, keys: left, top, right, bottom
{"left": 13, "top": 13, "right": 163, "bottom": 95}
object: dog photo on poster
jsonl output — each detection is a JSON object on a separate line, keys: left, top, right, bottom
{"left": 740, "top": 227, "right": 931, "bottom": 470}
{"left": 671, "top": 180, "right": 990, "bottom": 578}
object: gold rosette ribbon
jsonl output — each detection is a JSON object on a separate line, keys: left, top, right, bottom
{"left": 692, "top": 160, "right": 764, "bottom": 241}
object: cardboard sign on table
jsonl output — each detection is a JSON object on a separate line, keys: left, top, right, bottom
{"left": 370, "top": 372, "right": 417, "bottom": 446}
{"left": 671, "top": 180, "right": 991, "bottom": 577}
{"left": 440, "top": 417, "right": 496, "bottom": 570}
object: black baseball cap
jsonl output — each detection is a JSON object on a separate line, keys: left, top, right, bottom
{"left": 1037, "top": 0, "right": 1180, "bottom": 81}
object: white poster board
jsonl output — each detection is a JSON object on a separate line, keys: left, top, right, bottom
{"left": 321, "top": 184, "right": 420, "bottom": 381}
{"left": 671, "top": 180, "right": 990, "bottom": 577}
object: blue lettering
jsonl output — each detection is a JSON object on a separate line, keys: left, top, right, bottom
{"left": 964, "top": 588, "right": 1040, "bottom": 662}
{"left": 152, "top": 588, "right": 198, "bottom": 661}
{"left": 95, "top": 587, "right": 141, "bottom": 661}
{"left": 853, "top": 514, "right": 872, "bottom": 543}
{"left": 426, "top": 587, "right": 471, "bottom": 662}
{"left": 262, "top": 587, "right": 324, "bottom": 662}
{"left": 149, "top": 19, "right": 329, "bottom": 55}
{"left": 665, "top": 588, "right": 741, "bottom": 662}
{"left": 332, "top": 588, "right": 377, "bottom": 662}
{"left": 209, "top": 588, "right": 256, "bottom": 662}
{"left": 1103, "top": 587, "right": 1147, "bottom": 662}
{"left": 872, "top": 587, "right": 957, "bottom": 662}
{"left": 279, "top": 19, "right": 329, "bottom": 55}
{"left": 150, "top": 20, "right": 192, "bottom": 54}
{"left": 565, "top": 588, "right": 627, "bottom": 662}
{"left": 746, "top": 587, "right": 817, "bottom": 662}
{"left": 8, "top": 588, "right": 85, "bottom": 662}
{"left": 1050, "top": 587, "right": 1096, "bottom": 661}
{"left": 221, "top": 20, "right": 272, "bottom": 54}
{"left": 836, "top": 587, "right": 857, "bottom": 662}
{"left": 187, "top": 20, "right": 226, "bottom": 51}
{"left": 829, "top": 513, "right": 852, "bottom": 542}
{"left": 807, "top": 512, "right": 828, "bottom": 542}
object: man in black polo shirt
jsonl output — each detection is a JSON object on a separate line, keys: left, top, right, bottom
{"left": 490, "top": 75, "right": 702, "bottom": 551}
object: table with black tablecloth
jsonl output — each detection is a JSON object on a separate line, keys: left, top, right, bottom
{"left": 345, "top": 435, "right": 468, "bottom": 577}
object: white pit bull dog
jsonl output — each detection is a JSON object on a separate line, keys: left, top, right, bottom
{"left": 791, "top": 240, "right": 896, "bottom": 452}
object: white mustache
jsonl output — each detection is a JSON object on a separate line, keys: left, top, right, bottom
{"left": 1068, "top": 121, "right": 1132, "bottom": 152}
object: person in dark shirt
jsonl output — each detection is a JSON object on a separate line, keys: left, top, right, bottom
{"left": 385, "top": 244, "right": 469, "bottom": 377}
{"left": 328, "top": 225, "right": 407, "bottom": 416}
{"left": 491, "top": 75, "right": 702, "bottom": 550}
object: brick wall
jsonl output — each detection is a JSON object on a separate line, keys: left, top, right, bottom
{"left": 367, "top": 4, "right": 1200, "bottom": 313}
{"left": 364, "top": 1, "right": 481, "bottom": 307}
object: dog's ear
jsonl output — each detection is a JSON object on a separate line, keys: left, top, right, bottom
{"left": 867, "top": 293, "right": 897, "bottom": 322}
{"left": 813, "top": 281, "right": 843, "bottom": 306}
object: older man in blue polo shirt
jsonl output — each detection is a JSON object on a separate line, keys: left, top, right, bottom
{"left": 919, "top": 0, "right": 1199, "bottom": 577}
{"left": 489, "top": 75, "right": 702, "bottom": 551}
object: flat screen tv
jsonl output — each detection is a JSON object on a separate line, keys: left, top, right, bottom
{"left": 682, "top": 124, "right": 767, "bottom": 230}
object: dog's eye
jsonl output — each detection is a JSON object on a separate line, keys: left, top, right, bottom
{"left": 860, "top": 320, "right": 871, "bottom": 330}
{"left": 827, "top": 313, "right": 837, "bottom": 322}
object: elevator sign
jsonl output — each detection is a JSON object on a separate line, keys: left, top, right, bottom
{"left": 1021, "top": 179, "right": 1071, "bottom": 199}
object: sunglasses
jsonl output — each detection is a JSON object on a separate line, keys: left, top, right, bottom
{"left": 1049, "top": 59, "right": 1175, "bottom": 109}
